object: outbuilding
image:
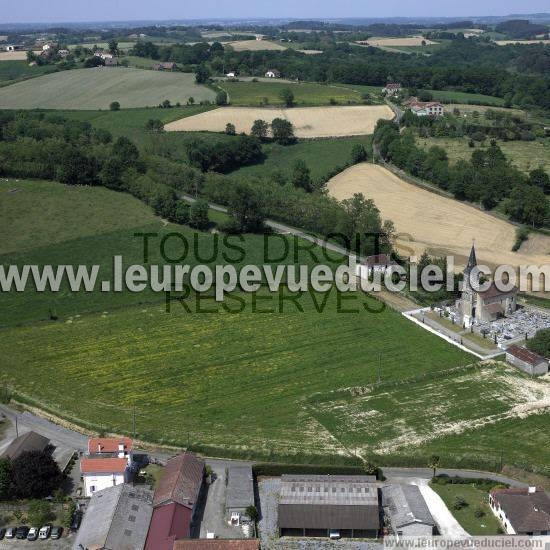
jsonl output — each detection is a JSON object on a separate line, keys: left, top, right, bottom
{"left": 226, "top": 465, "right": 254, "bottom": 525}
{"left": 381, "top": 484, "right": 435, "bottom": 537}
{"left": 506, "top": 345, "right": 548, "bottom": 376}
{"left": 278, "top": 475, "right": 379, "bottom": 539}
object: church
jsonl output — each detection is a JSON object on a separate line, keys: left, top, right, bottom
{"left": 456, "top": 245, "right": 518, "bottom": 327}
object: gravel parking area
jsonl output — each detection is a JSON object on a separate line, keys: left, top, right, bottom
{"left": 0, "top": 535, "right": 74, "bottom": 549}
{"left": 258, "top": 478, "right": 383, "bottom": 550}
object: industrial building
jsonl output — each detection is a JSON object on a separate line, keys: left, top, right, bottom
{"left": 278, "top": 475, "right": 380, "bottom": 539}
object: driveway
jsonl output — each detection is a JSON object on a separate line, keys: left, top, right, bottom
{"left": 199, "top": 463, "right": 247, "bottom": 539}
{"left": 403, "top": 478, "right": 469, "bottom": 538}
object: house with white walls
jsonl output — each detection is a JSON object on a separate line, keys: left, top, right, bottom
{"left": 80, "top": 437, "right": 134, "bottom": 497}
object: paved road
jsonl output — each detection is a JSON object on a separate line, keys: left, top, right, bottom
{"left": 382, "top": 467, "right": 528, "bottom": 488}
{"left": 0, "top": 405, "right": 87, "bottom": 452}
{"left": 180, "top": 194, "right": 364, "bottom": 264}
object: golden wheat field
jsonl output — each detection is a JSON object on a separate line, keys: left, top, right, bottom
{"left": 359, "top": 36, "right": 438, "bottom": 47}
{"left": 225, "top": 39, "right": 287, "bottom": 51}
{"left": 165, "top": 105, "right": 394, "bottom": 138}
{"left": 327, "top": 163, "right": 550, "bottom": 288}
{"left": 0, "top": 51, "right": 37, "bottom": 61}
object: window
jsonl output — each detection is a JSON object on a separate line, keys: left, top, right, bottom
{"left": 90, "top": 486, "right": 96, "bottom": 492}
{"left": 128, "top": 515, "right": 136, "bottom": 522}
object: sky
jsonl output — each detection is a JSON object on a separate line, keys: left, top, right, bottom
{"left": 0, "top": 0, "right": 549, "bottom": 24}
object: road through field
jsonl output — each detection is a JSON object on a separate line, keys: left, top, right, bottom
{"left": 327, "top": 163, "right": 550, "bottom": 287}
{"left": 165, "top": 105, "right": 394, "bottom": 138}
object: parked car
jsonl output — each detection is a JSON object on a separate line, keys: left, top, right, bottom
{"left": 50, "top": 525, "right": 63, "bottom": 539}
{"left": 15, "top": 526, "right": 30, "bottom": 539}
{"left": 5, "top": 527, "right": 15, "bottom": 539}
{"left": 0, "top": 528, "right": 6, "bottom": 539}
{"left": 27, "top": 527, "right": 39, "bottom": 541}
{"left": 39, "top": 524, "right": 52, "bottom": 539}
{"left": 70, "top": 510, "right": 83, "bottom": 531}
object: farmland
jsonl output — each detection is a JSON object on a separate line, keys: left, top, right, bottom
{"left": 359, "top": 36, "right": 438, "bottom": 47}
{"left": 0, "top": 281, "right": 473, "bottom": 460}
{"left": 165, "top": 105, "right": 395, "bottom": 138}
{"left": 234, "top": 135, "right": 373, "bottom": 182}
{"left": 225, "top": 39, "right": 287, "bottom": 51}
{"left": 327, "top": 163, "right": 550, "bottom": 280}
{"left": 218, "top": 80, "right": 363, "bottom": 106}
{"left": 0, "top": 67, "right": 216, "bottom": 109}
{"left": 417, "top": 136, "right": 550, "bottom": 176}
{"left": 0, "top": 60, "right": 55, "bottom": 84}
{"left": 0, "top": 179, "right": 342, "bottom": 327}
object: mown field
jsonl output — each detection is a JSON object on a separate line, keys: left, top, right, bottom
{"left": 0, "top": 67, "right": 216, "bottom": 109}
{"left": 219, "top": 80, "right": 362, "bottom": 106}
{"left": 417, "top": 136, "right": 550, "bottom": 175}
{"left": 0, "top": 60, "right": 55, "bottom": 85}
{"left": 234, "top": 135, "right": 373, "bottom": 181}
{"left": 428, "top": 90, "right": 505, "bottom": 106}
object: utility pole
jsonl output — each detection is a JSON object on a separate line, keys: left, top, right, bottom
{"left": 15, "top": 415, "right": 18, "bottom": 438}
{"left": 378, "top": 353, "right": 382, "bottom": 384}
{"left": 132, "top": 405, "right": 136, "bottom": 440}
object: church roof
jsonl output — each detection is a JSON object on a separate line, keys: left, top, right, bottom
{"left": 478, "top": 281, "right": 517, "bottom": 300}
{"left": 465, "top": 244, "right": 477, "bottom": 271}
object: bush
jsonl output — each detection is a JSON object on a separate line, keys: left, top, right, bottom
{"left": 453, "top": 495, "right": 469, "bottom": 510}
{"left": 109, "top": 101, "right": 120, "bottom": 111}
{"left": 474, "top": 507, "right": 486, "bottom": 518}
{"left": 27, "top": 500, "right": 53, "bottom": 526}
{"left": 189, "top": 199, "right": 210, "bottom": 230}
{"left": 216, "top": 90, "right": 228, "bottom": 106}
{"left": 512, "top": 227, "right": 529, "bottom": 251}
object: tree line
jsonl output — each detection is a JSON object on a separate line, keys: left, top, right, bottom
{"left": 374, "top": 119, "right": 549, "bottom": 227}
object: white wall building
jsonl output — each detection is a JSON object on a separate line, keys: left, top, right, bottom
{"left": 81, "top": 437, "right": 134, "bottom": 497}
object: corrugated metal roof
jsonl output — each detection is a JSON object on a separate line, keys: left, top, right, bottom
{"left": 278, "top": 503, "right": 380, "bottom": 530}
{"left": 280, "top": 475, "right": 378, "bottom": 506}
{"left": 381, "top": 484, "right": 435, "bottom": 528}
{"left": 226, "top": 465, "right": 254, "bottom": 510}
{"left": 74, "top": 484, "right": 153, "bottom": 550}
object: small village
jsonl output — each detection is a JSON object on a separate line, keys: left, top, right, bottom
{"left": 0, "top": 410, "right": 549, "bottom": 549}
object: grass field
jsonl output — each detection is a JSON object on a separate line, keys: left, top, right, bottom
{"left": 2, "top": 179, "right": 549, "bottom": 470}
{"left": 359, "top": 36, "right": 438, "bottom": 47}
{"left": 234, "top": 135, "right": 373, "bottom": 182}
{"left": 0, "top": 179, "right": 342, "bottom": 327}
{"left": 327, "top": 163, "right": 550, "bottom": 287}
{"left": 0, "top": 67, "right": 216, "bottom": 109}
{"left": 0, "top": 60, "right": 55, "bottom": 85}
{"left": 427, "top": 90, "right": 505, "bottom": 106}
{"left": 218, "top": 80, "right": 362, "bottom": 106}
{"left": 430, "top": 483, "right": 502, "bottom": 535}
{"left": 416, "top": 136, "right": 550, "bottom": 175}
{"left": 60, "top": 105, "right": 215, "bottom": 148}
{"left": 165, "top": 105, "right": 395, "bottom": 138}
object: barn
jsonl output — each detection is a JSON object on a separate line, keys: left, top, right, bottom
{"left": 278, "top": 475, "right": 379, "bottom": 539}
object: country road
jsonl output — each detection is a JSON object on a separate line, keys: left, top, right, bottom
{"left": 180, "top": 193, "right": 365, "bottom": 263}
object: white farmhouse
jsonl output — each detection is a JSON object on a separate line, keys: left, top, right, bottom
{"left": 265, "top": 69, "right": 281, "bottom": 78}
{"left": 80, "top": 437, "right": 134, "bottom": 497}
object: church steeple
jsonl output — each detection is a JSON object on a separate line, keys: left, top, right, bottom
{"left": 463, "top": 243, "right": 478, "bottom": 292}
{"left": 466, "top": 244, "right": 477, "bottom": 272}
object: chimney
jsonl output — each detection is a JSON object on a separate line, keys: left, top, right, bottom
{"left": 118, "top": 443, "right": 125, "bottom": 458}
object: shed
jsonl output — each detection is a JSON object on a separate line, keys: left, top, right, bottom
{"left": 226, "top": 465, "right": 254, "bottom": 525}
{"left": 2, "top": 431, "right": 50, "bottom": 461}
{"left": 381, "top": 484, "right": 435, "bottom": 537}
{"left": 506, "top": 345, "right": 548, "bottom": 376}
